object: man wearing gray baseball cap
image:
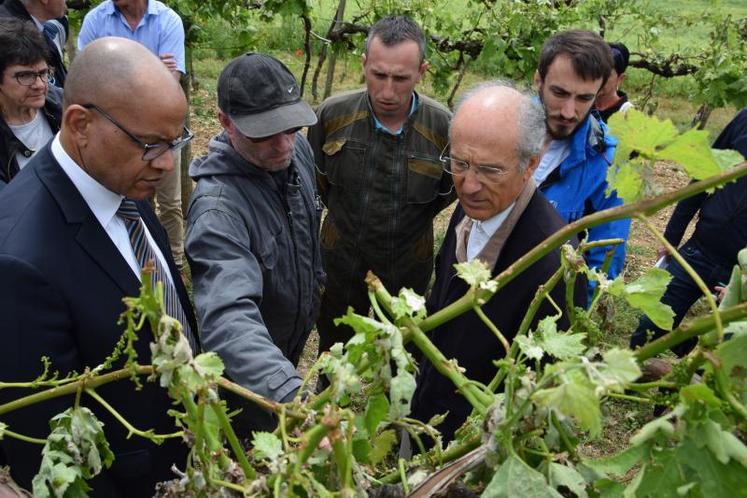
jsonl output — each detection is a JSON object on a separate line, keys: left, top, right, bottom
{"left": 185, "top": 53, "right": 324, "bottom": 419}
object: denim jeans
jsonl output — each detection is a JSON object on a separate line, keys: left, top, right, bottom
{"left": 630, "top": 239, "right": 733, "bottom": 356}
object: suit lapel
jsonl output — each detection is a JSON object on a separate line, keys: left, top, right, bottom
{"left": 35, "top": 146, "right": 141, "bottom": 297}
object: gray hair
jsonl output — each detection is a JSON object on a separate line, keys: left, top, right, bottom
{"left": 452, "top": 80, "right": 546, "bottom": 172}
{"left": 365, "top": 16, "right": 426, "bottom": 63}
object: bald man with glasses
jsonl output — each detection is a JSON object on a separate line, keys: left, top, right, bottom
{"left": 0, "top": 37, "right": 197, "bottom": 495}
{"left": 410, "top": 81, "right": 585, "bottom": 445}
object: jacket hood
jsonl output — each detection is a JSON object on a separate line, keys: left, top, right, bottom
{"left": 189, "top": 131, "right": 266, "bottom": 180}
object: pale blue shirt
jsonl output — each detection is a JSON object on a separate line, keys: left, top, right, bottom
{"left": 51, "top": 134, "right": 174, "bottom": 284}
{"left": 78, "top": 0, "right": 185, "bottom": 74}
{"left": 534, "top": 138, "right": 571, "bottom": 185}
{"left": 372, "top": 93, "right": 418, "bottom": 135}
{"left": 466, "top": 202, "right": 516, "bottom": 261}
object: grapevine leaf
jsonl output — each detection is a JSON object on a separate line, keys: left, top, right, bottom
{"left": 699, "top": 420, "right": 747, "bottom": 467}
{"left": 252, "top": 432, "right": 283, "bottom": 464}
{"left": 364, "top": 393, "right": 390, "bottom": 435}
{"left": 454, "top": 260, "right": 492, "bottom": 287}
{"left": 391, "top": 288, "right": 427, "bottom": 320}
{"left": 534, "top": 371, "right": 601, "bottom": 437}
{"left": 596, "top": 349, "right": 641, "bottom": 392}
{"left": 583, "top": 445, "right": 646, "bottom": 477}
{"left": 621, "top": 269, "right": 674, "bottom": 330}
{"left": 679, "top": 384, "right": 721, "bottom": 408}
{"left": 658, "top": 128, "right": 723, "bottom": 180}
{"left": 32, "top": 407, "right": 113, "bottom": 498}
{"left": 712, "top": 148, "right": 745, "bottom": 169}
{"left": 547, "top": 462, "right": 588, "bottom": 498}
{"left": 713, "top": 333, "right": 747, "bottom": 403}
{"left": 369, "top": 429, "right": 397, "bottom": 466}
{"left": 677, "top": 437, "right": 747, "bottom": 498}
{"left": 515, "top": 334, "right": 544, "bottom": 361}
{"left": 608, "top": 157, "right": 646, "bottom": 202}
{"left": 630, "top": 417, "right": 675, "bottom": 447}
{"left": 352, "top": 437, "right": 372, "bottom": 464}
{"left": 482, "top": 455, "right": 563, "bottom": 498}
{"left": 389, "top": 369, "right": 416, "bottom": 420}
{"left": 607, "top": 109, "right": 678, "bottom": 158}
{"left": 536, "top": 317, "right": 586, "bottom": 360}
{"left": 192, "top": 352, "right": 224, "bottom": 380}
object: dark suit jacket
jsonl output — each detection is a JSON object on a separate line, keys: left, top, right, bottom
{"left": 411, "top": 192, "right": 586, "bottom": 443}
{"left": 0, "top": 145, "right": 197, "bottom": 495}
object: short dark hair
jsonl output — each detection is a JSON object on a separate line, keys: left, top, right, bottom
{"left": 0, "top": 18, "right": 50, "bottom": 82}
{"left": 608, "top": 42, "right": 630, "bottom": 75}
{"left": 365, "top": 15, "right": 426, "bottom": 63}
{"left": 538, "top": 30, "right": 612, "bottom": 85}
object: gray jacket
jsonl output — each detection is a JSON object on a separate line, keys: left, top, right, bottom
{"left": 185, "top": 132, "right": 324, "bottom": 402}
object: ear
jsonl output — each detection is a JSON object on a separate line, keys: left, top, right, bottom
{"left": 417, "top": 61, "right": 428, "bottom": 81}
{"left": 523, "top": 154, "right": 540, "bottom": 181}
{"left": 361, "top": 52, "right": 367, "bottom": 68}
{"left": 533, "top": 70, "right": 542, "bottom": 91}
{"left": 63, "top": 105, "right": 93, "bottom": 146}
{"left": 217, "top": 109, "right": 232, "bottom": 131}
{"left": 618, "top": 73, "right": 626, "bottom": 86}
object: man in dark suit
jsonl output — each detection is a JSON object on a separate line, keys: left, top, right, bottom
{"left": 411, "top": 82, "right": 585, "bottom": 443}
{"left": 0, "top": 37, "right": 197, "bottom": 495}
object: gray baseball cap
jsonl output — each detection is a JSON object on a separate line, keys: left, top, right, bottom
{"left": 217, "top": 53, "right": 317, "bottom": 138}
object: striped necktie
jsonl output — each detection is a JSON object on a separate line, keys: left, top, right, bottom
{"left": 116, "top": 198, "right": 198, "bottom": 353}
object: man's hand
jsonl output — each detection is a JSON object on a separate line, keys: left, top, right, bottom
{"left": 159, "top": 53, "right": 181, "bottom": 81}
{"left": 656, "top": 245, "right": 670, "bottom": 260}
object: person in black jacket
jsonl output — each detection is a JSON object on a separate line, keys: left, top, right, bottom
{"left": 630, "top": 108, "right": 747, "bottom": 355}
{"left": 594, "top": 42, "right": 633, "bottom": 123}
{"left": 410, "top": 82, "right": 585, "bottom": 444}
{"left": 0, "top": 0, "right": 67, "bottom": 87}
{"left": 0, "top": 18, "right": 62, "bottom": 186}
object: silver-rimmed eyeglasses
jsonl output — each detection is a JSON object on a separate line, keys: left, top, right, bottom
{"left": 439, "top": 144, "right": 512, "bottom": 184}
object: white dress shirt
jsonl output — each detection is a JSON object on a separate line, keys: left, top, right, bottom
{"left": 51, "top": 134, "right": 173, "bottom": 284}
{"left": 466, "top": 202, "right": 515, "bottom": 261}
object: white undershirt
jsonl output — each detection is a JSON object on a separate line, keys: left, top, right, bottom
{"left": 534, "top": 138, "right": 571, "bottom": 186}
{"left": 466, "top": 202, "right": 515, "bottom": 261}
{"left": 9, "top": 110, "right": 54, "bottom": 170}
{"left": 51, "top": 134, "right": 173, "bottom": 284}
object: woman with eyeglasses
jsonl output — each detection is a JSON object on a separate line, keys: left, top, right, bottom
{"left": 0, "top": 18, "right": 62, "bottom": 187}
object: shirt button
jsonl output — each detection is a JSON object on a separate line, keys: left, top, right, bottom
{"left": 24, "top": 150, "right": 32, "bottom": 157}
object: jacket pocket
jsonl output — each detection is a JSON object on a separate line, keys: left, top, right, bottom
{"left": 322, "top": 138, "right": 367, "bottom": 191}
{"left": 258, "top": 233, "right": 279, "bottom": 270}
{"left": 407, "top": 153, "right": 443, "bottom": 204}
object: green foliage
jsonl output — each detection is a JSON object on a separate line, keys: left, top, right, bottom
{"left": 608, "top": 109, "right": 744, "bottom": 202}
{"left": 32, "top": 407, "right": 114, "bottom": 498}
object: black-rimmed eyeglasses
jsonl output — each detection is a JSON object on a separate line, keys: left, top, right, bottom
{"left": 82, "top": 104, "right": 193, "bottom": 161}
{"left": 439, "top": 144, "right": 513, "bottom": 184}
{"left": 14, "top": 68, "right": 53, "bottom": 86}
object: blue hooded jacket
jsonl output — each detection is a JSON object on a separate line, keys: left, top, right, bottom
{"left": 538, "top": 114, "right": 630, "bottom": 281}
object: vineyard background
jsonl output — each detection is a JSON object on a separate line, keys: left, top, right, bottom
{"left": 4, "top": 0, "right": 747, "bottom": 495}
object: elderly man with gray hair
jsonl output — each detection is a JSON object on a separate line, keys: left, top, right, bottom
{"left": 410, "top": 81, "right": 586, "bottom": 444}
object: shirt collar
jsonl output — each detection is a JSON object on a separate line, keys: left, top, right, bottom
{"left": 473, "top": 201, "right": 516, "bottom": 236}
{"left": 107, "top": 0, "right": 156, "bottom": 17}
{"left": 51, "top": 134, "right": 124, "bottom": 230}
{"left": 372, "top": 92, "right": 418, "bottom": 136}
{"left": 29, "top": 15, "right": 44, "bottom": 31}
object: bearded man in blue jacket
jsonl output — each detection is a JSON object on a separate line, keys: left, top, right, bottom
{"left": 532, "top": 30, "right": 630, "bottom": 287}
